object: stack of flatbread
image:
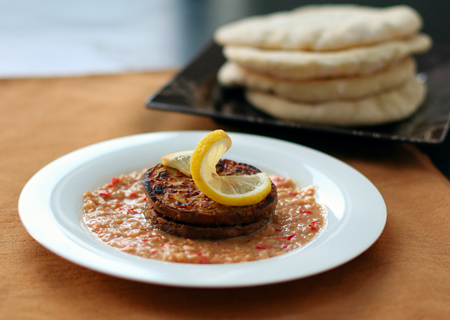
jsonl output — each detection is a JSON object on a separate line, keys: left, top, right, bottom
{"left": 214, "top": 5, "right": 432, "bottom": 126}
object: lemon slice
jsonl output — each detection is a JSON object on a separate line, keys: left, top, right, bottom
{"left": 161, "top": 150, "right": 193, "bottom": 176}
{"left": 190, "top": 130, "right": 272, "bottom": 206}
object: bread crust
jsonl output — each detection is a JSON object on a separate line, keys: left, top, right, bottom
{"left": 245, "top": 75, "right": 425, "bottom": 126}
{"left": 223, "top": 34, "right": 431, "bottom": 81}
{"left": 215, "top": 5, "right": 422, "bottom": 51}
{"left": 218, "top": 58, "right": 416, "bottom": 102}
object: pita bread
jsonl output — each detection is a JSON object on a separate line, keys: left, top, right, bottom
{"left": 223, "top": 34, "right": 431, "bottom": 80}
{"left": 218, "top": 58, "right": 416, "bottom": 102}
{"left": 215, "top": 5, "right": 422, "bottom": 51}
{"left": 245, "top": 76, "right": 426, "bottom": 126}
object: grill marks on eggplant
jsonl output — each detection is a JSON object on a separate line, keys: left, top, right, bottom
{"left": 141, "top": 159, "right": 277, "bottom": 239}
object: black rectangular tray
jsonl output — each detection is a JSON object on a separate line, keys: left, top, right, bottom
{"left": 147, "top": 42, "right": 450, "bottom": 144}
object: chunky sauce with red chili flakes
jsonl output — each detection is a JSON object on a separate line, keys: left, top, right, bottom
{"left": 83, "top": 170, "right": 327, "bottom": 264}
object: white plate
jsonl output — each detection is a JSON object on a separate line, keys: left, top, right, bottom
{"left": 19, "top": 131, "right": 386, "bottom": 288}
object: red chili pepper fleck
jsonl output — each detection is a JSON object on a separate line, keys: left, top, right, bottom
{"left": 108, "top": 177, "right": 120, "bottom": 187}
{"left": 142, "top": 197, "right": 147, "bottom": 201}
{"left": 275, "top": 228, "right": 282, "bottom": 232}
{"left": 286, "top": 234, "right": 296, "bottom": 240}
{"left": 309, "top": 220, "right": 321, "bottom": 230}
{"left": 141, "top": 239, "right": 148, "bottom": 242}
{"left": 299, "top": 209, "right": 312, "bottom": 214}
{"left": 256, "top": 243, "right": 274, "bottom": 250}
{"left": 127, "top": 208, "right": 137, "bottom": 214}
{"left": 99, "top": 190, "right": 112, "bottom": 198}
{"left": 128, "top": 192, "right": 139, "bottom": 198}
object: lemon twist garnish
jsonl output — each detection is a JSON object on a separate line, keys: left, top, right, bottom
{"left": 189, "top": 130, "right": 272, "bottom": 206}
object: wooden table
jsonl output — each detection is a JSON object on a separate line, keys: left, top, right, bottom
{"left": 2, "top": 72, "right": 449, "bottom": 319}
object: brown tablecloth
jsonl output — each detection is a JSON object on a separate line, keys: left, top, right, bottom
{"left": 1, "top": 72, "right": 449, "bottom": 319}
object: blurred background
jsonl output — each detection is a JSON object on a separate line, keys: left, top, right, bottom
{"left": 1, "top": 0, "right": 448, "bottom": 78}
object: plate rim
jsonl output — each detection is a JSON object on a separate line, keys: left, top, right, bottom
{"left": 18, "top": 131, "right": 387, "bottom": 288}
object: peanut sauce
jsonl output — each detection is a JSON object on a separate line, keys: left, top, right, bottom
{"left": 83, "top": 170, "right": 327, "bottom": 264}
